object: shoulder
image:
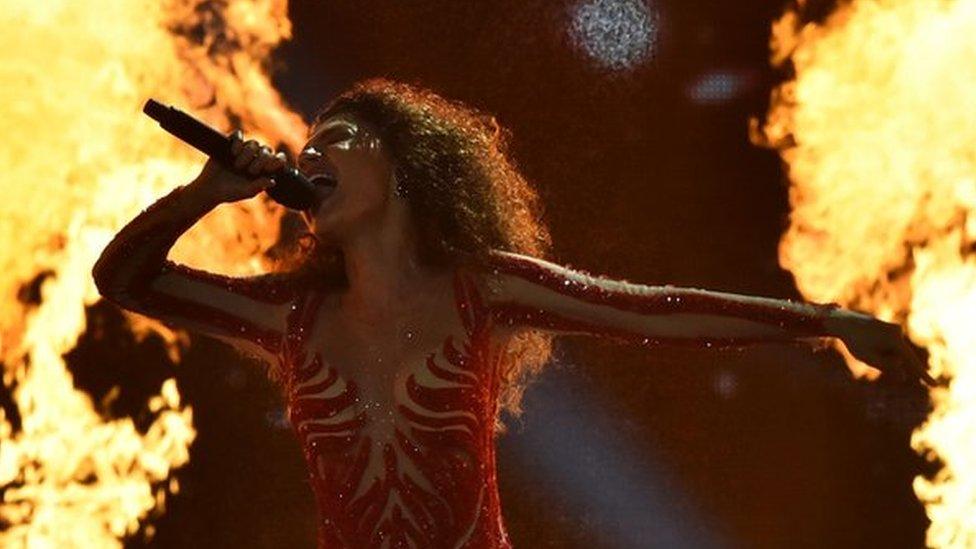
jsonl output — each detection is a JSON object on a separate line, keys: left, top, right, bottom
{"left": 457, "top": 248, "right": 638, "bottom": 304}
{"left": 453, "top": 248, "right": 564, "bottom": 303}
{"left": 455, "top": 248, "right": 551, "bottom": 275}
{"left": 465, "top": 248, "right": 583, "bottom": 282}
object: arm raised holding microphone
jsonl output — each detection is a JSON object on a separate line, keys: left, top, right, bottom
{"left": 141, "top": 99, "right": 315, "bottom": 210}
{"left": 91, "top": 131, "right": 302, "bottom": 367}
{"left": 195, "top": 132, "right": 286, "bottom": 203}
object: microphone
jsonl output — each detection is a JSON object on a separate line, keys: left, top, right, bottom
{"left": 142, "top": 99, "right": 316, "bottom": 210}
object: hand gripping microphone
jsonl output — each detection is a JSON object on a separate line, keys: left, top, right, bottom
{"left": 142, "top": 99, "right": 316, "bottom": 210}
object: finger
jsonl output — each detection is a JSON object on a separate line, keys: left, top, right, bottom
{"left": 252, "top": 176, "right": 276, "bottom": 191}
{"left": 893, "top": 338, "right": 924, "bottom": 381}
{"left": 888, "top": 336, "right": 931, "bottom": 386}
{"left": 235, "top": 140, "right": 261, "bottom": 170}
{"left": 267, "top": 151, "right": 287, "bottom": 171}
{"left": 898, "top": 337, "right": 938, "bottom": 387}
{"left": 262, "top": 150, "right": 287, "bottom": 173}
{"left": 230, "top": 130, "right": 244, "bottom": 154}
{"left": 247, "top": 146, "right": 274, "bottom": 175}
{"left": 234, "top": 140, "right": 258, "bottom": 169}
{"left": 256, "top": 148, "right": 283, "bottom": 175}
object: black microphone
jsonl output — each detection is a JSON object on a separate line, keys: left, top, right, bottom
{"left": 142, "top": 99, "right": 316, "bottom": 210}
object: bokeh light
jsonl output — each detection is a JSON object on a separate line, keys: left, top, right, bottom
{"left": 569, "top": 0, "right": 660, "bottom": 71}
{"left": 687, "top": 69, "right": 759, "bottom": 105}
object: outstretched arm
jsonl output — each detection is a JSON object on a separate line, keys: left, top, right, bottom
{"left": 479, "top": 250, "right": 837, "bottom": 346}
{"left": 92, "top": 134, "right": 295, "bottom": 365}
{"left": 476, "top": 250, "right": 936, "bottom": 385}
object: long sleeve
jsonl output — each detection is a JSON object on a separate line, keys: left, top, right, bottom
{"left": 92, "top": 184, "right": 300, "bottom": 364}
{"left": 477, "top": 249, "right": 842, "bottom": 349}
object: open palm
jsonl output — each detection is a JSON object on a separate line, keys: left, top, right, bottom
{"left": 829, "top": 311, "right": 938, "bottom": 386}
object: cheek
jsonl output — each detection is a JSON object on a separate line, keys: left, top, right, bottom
{"left": 364, "top": 176, "right": 392, "bottom": 202}
{"left": 335, "top": 154, "right": 394, "bottom": 202}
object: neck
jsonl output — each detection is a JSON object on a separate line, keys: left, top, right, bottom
{"left": 337, "top": 213, "right": 433, "bottom": 319}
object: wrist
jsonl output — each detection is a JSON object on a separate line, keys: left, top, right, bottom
{"left": 821, "top": 306, "right": 872, "bottom": 338}
{"left": 822, "top": 309, "right": 846, "bottom": 338}
{"left": 182, "top": 178, "right": 225, "bottom": 208}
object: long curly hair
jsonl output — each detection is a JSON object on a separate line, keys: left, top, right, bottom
{"left": 279, "top": 78, "right": 555, "bottom": 433}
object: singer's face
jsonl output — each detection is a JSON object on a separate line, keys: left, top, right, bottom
{"left": 297, "top": 111, "right": 396, "bottom": 243}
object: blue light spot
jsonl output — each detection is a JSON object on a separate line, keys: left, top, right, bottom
{"left": 687, "top": 69, "right": 757, "bottom": 105}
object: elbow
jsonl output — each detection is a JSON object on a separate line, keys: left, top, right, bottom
{"left": 91, "top": 230, "right": 165, "bottom": 309}
{"left": 91, "top": 264, "right": 124, "bottom": 305}
{"left": 92, "top": 277, "right": 117, "bottom": 303}
{"left": 91, "top": 251, "right": 117, "bottom": 298}
{"left": 91, "top": 250, "right": 140, "bottom": 305}
{"left": 91, "top": 268, "right": 143, "bottom": 313}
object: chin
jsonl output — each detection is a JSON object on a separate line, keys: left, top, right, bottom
{"left": 311, "top": 229, "right": 336, "bottom": 245}
{"left": 311, "top": 224, "right": 345, "bottom": 247}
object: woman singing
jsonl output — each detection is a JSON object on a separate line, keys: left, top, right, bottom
{"left": 92, "top": 78, "right": 935, "bottom": 548}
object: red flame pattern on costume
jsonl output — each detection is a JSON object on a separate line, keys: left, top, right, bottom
{"left": 282, "top": 268, "right": 509, "bottom": 548}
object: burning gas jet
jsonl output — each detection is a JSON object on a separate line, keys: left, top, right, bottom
{"left": 0, "top": 0, "right": 306, "bottom": 545}
{"left": 753, "top": 1, "right": 976, "bottom": 546}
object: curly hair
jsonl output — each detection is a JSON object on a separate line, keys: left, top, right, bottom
{"left": 278, "top": 78, "right": 556, "bottom": 434}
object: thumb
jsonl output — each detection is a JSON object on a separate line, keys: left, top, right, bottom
{"left": 241, "top": 176, "right": 275, "bottom": 196}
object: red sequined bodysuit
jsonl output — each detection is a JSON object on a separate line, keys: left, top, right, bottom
{"left": 280, "top": 264, "right": 508, "bottom": 548}
{"left": 93, "top": 186, "right": 840, "bottom": 548}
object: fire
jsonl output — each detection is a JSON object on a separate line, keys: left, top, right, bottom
{"left": 0, "top": 0, "right": 306, "bottom": 545}
{"left": 752, "top": 0, "right": 976, "bottom": 546}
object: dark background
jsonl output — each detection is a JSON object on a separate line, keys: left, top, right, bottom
{"left": 74, "top": 1, "right": 936, "bottom": 547}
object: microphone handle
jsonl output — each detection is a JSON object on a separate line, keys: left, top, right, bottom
{"left": 142, "top": 99, "right": 316, "bottom": 210}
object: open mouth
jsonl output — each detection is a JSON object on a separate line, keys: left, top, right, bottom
{"left": 309, "top": 173, "right": 339, "bottom": 200}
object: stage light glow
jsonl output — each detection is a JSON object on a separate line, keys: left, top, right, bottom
{"left": 687, "top": 69, "right": 758, "bottom": 105}
{"left": 507, "top": 364, "right": 725, "bottom": 548}
{"left": 712, "top": 369, "right": 739, "bottom": 399}
{"left": 569, "top": 0, "right": 660, "bottom": 71}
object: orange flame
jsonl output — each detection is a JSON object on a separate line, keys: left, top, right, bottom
{"left": 752, "top": 0, "right": 976, "bottom": 546}
{"left": 0, "top": 0, "right": 306, "bottom": 545}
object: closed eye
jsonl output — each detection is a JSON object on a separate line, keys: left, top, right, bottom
{"left": 309, "top": 125, "right": 356, "bottom": 148}
{"left": 299, "top": 128, "right": 357, "bottom": 168}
